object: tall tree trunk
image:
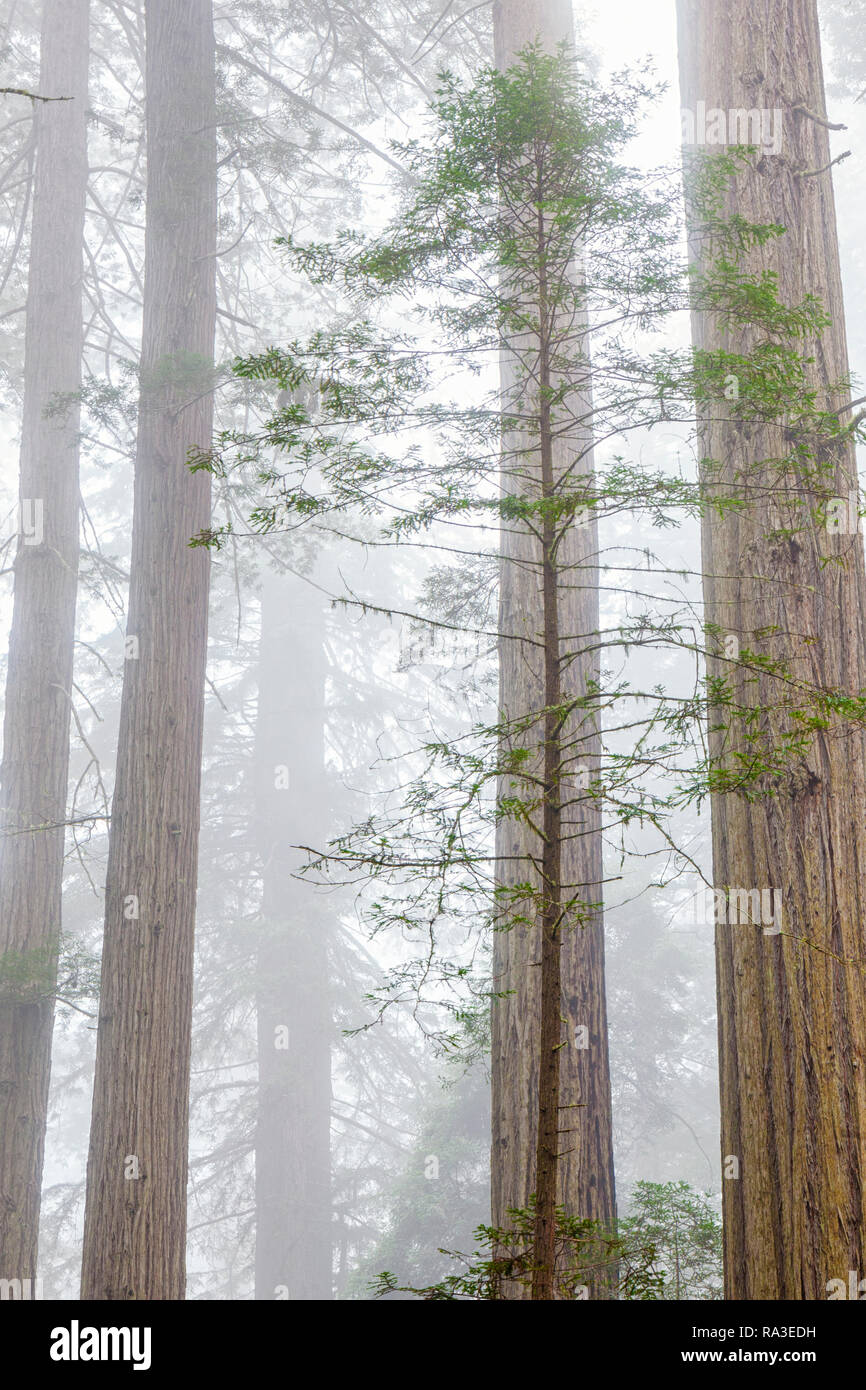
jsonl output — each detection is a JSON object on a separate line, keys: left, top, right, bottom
{"left": 253, "top": 570, "right": 332, "bottom": 1301}
{"left": 0, "top": 0, "right": 89, "bottom": 1286}
{"left": 491, "top": 0, "right": 616, "bottom": 1298}
{"left": 678, "top": 0, "right": 866, "bottom": 1299}
{"left": 80, "top": 0, "right": 217, "bottom": 1301}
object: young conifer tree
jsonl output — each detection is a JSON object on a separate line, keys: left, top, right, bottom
{"left": 490, "top": 2, "right": 615, "bottom": 1290}
{"left": 199, "top": 50, "right": 866, "bottom": 1298}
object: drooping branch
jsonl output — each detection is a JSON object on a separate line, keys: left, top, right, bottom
{"left": 218, "top": 46, "right": 411, "bottom": 178}
{"left": 0, "top": 86, "right": 73, "bottom": 101}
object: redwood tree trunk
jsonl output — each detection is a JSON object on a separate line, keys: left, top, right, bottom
{"left": 253, "top": 571, "right": 332, "bottom": 1300}
{"left": 678, "top": 0, "right": 866, "bottom": 1299}
{"left": 491, "top": 0, "right": 616, "bottom": 1298}
{"left": 0, "top": 0, "right": 89, "bottom": 1285}
{"left": 80, "top": 0, "right": 217, "bottom": 1301}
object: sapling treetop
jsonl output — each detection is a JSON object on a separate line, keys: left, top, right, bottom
{"left": 196, "top": 48, "right": 862, "bottom": 894}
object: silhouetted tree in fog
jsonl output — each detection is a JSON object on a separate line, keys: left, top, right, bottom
{"left": 0, "top": 0, "right": 89, "bottom": 1285}
{"left": 253, "top": 566, "right": 332, "bottom": 1300}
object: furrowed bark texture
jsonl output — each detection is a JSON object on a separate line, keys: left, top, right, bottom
{"left": 80, "top": 0, "right": 216, "bottom": 1300}
{"left": 0, "top": 0, "right": 89, "bottom": 1284}
{"left": 254, "top": 572, "right": 332, "bottom": 1301}
{"left": 491, "top": 0, "right": 616, "bottom": 1296}
{"left": 531, "top": 329, "right": 566, "bottom": 1300}
{"left": 678, "top": 0, "right": 866, "bottom": 1299}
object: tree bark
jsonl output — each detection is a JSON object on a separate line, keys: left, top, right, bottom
{"left": 80, "top": 0, "right": 217, "bottom": 1301}
{"left": 531, "top": 269, "right": 567, "bottom": 1299}
{"left": 253, "top": 570, "right": 332, "bottom": 1301}
{"left": 491, "top": 0, "right": 616, "bottom": 1298}
{"left": 0, "top": 0, "right": 89, "bottom": 1286}
{"left": 678, "top": 0, "right": 866, "bottom": 1299}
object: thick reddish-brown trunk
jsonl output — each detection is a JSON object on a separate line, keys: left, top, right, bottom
{"left": 678, "top": 0, "right": 866, "bottom": 1298}
{"left": 80, "top": 0, "right": 217, "bottom": 1300}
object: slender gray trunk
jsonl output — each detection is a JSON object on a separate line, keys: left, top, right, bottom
{"left": 0, "top": 0, "right": 89, "bottom": 1285}
{"left": 253, "top": 570, "right": 332, "bottom": 1300}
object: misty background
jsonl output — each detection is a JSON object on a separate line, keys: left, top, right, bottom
{"left": 0, "top": 0, "right": 861, "bottom": 1299}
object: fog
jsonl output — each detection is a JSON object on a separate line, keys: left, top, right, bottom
{"left": 1, "top": 0, "right": 864, "bottom": 1317}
